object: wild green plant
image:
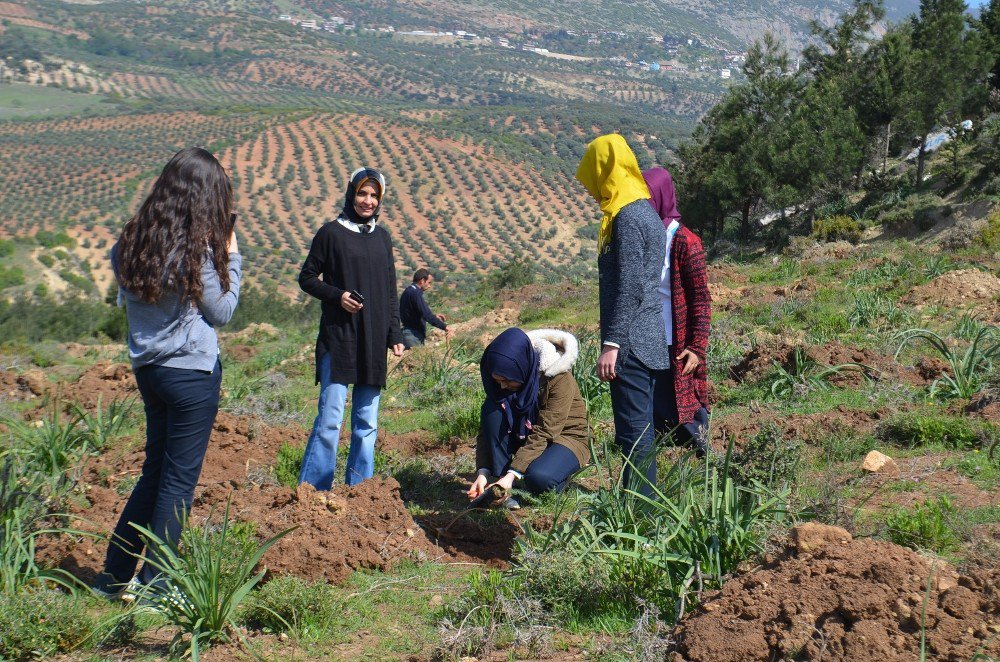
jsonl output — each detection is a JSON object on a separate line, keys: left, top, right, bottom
{"left": 431, "top": 392, "right": 483, "bottom": 441}
{"left": 274, "top": 442, "right": 305, "bottom": 488}
{"left": 0, "top": 461, "right": 81, "bottom": 595}
{"left": 876, "top": 412, "right": 981, "bottom": 450}
{"left": 954, "top": 313, "right": 987, "bottom": 341}
{"left": 0, "top": 588, "right": 95, "bottom": 659}
{"left": 728, "top": 423, "right": 801, "bottom": 488}
{"left": 239, "top": 575, "right": 339, "bottom": 639}
{"left": 884, "top": 496, "right": 958, "bottom": 554}
{"left": 895, "top": 326, "right": 1000, "bottom": 399}
{"left": 572, "top": 331, "right": 611, "bottom": 419}
{"left": 406, "top": 341, "right": 479, "bottom": 408}
{"left": 73, "top": 395, "right": 137, "bottom": 450}
{"left": 769, "top": 347, "right": 871, "bottom": 399}
{"left": 811, "top": 215, "right": 862, "bottom": 243}
{"left": 1, "top": 401, "right": 90, "bottom": 485}
{"left": 519, "top": 442, "right": 788, "bottom": 622}
{"left": 437, "top": 568, "right": 550, "bottom": 658}
{"left": 126, "top": 502, "right": 296, "bottom": 660}
{"left": 848, "top": 291, "right": 909, "bottom": 331}
{"left": 921, "top": 254, "right": 956, "bottom": 279}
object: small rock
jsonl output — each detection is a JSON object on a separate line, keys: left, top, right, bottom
{"left": 279, "top": 632, "right": 289, "bottom": 642}
{"left": 405, "top": 528, "right": 415, "bottom": 538}
{"left": 429, "top": 594, "right": 443, "bottom": 607}
{"left": 861, "top": 450, "right": 899, "bottom": 475}
{"left": 790, "top": 522, "right": 852, "bottom": 555}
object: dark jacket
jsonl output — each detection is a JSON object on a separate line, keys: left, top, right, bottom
{"left": 299, "top": 220, "right": 403, "bottom": 386}
{"left": 598, "top": 199, "right": 669, "bottom": 370}
{"left": 399, "top": 283, "right": 446, "bottom": 342}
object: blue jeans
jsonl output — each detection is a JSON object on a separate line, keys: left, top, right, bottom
{"left": 299, "top": 354, "right": 382, "bottom": 489}
{"left": 104, "top": 361, "right": 221, "bottom": 584}
{"left": 479, "top": 400, "right": 580, "bottom": 495}
{"left": 401, "top": 327, "right": 423, "bottom": 349}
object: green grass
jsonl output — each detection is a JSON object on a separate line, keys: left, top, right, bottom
{"left": 0, "top": 82, "right": 114, "bottom": 120}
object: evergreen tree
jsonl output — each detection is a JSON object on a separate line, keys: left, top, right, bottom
{"left": 979, "top": 0, "right": 1000, "bottom": 91}
{"left": 905, "top": 0, "right": 992, "bottom": 184}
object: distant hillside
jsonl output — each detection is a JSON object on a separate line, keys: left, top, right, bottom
{"left": 168, "top": 0, "right": 923, "bottom": 48}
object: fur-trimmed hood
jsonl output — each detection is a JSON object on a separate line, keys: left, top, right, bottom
{"left": 525, "top": 329, "right": 579, "bottom": 377}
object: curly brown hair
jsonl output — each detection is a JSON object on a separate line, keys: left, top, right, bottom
{"left": 116, "top": 147, "right": 234, "bottom": 304}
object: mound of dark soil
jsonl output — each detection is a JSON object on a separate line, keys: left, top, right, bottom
{"left": 0, "top": 369, "right": 44, "bottom": 401}
{"left": 670, "top": 523, "right": 1000, "bottom": 662}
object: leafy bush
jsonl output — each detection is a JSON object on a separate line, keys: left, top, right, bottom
{"left": 0, "top": 589, "right": 94, "bottom": 659}
{"left": 0, "top": 265, "right": 25, "bottom": 289}
{"left": 729, "top": 423, "right": 802, "bottom": 488}
{"left": 34, "top": 230, "right": 74, "bottom": 249}
{"left": 240, "top": 575, "right": 338, "bottom": 637}
{"left": 768, "top": 347, "right": 871, "bottom": 399}
{"left": 811, "top": 215, "right": 862, "bottom": 243}
{"left": 980, "top": 210, "right": 1000, "bottom": 251}
{"left": 848, "top": 291, "right": 909, "bottom": 331}
{"left": 876, "top": 412, "right": 980, "bottom": 449}
{"left": 478, "top": 256, "right": 535, "bottom": 294}
{"left": 884, "top": 496, "right": 958, "bottom": 554}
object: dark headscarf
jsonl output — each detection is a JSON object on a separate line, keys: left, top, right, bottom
{"left": 480, "top": 328, "right": 540, "bottom": 440}
{"left": 341, "top": 167, "right": 386, "bottom": 225}
{"left": 643, "top": 167, "right": 681, "bottom": 228}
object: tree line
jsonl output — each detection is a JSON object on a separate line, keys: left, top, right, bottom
{"left": 676, "top": 0, "right": 1000, "bottom": 240}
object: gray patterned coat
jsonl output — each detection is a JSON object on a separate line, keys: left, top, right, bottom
{"left": 598, "top": 199, "right": 669, "bottom": 371}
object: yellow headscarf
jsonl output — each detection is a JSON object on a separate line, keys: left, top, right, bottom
{"left": 575, "top": 134, "right": 651, "bottom": 255}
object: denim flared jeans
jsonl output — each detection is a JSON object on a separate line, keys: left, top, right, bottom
{"left": 298, "top": 354, "right": 381, "bottom": 490}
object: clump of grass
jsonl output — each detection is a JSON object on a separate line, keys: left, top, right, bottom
{"left": 768, "top": 347, "right": 871, "bottom": 399}
{"left": 437, "top": 569, "right": 550, "bottom": 659}
{"left": 811, "top": 215, "right": 862, "bottom": 243}
{"left": 73, "top": 395, "right": 137, "bottom": 450}
{"left": 273, "top": 442, "right": 305, "bottom": 488}
{"left": 895, "top": 326, "right": 1000, "bottom": 399}
{"left": 0, "top": 588, "right": 95, "bottom": 659}
{"left": 239, "top": 575, "right": 340, "bottom": 640}
{"left": 848, "top": 291, "right": 909, "bottom": 331}
{"left": 729, "top": 423, "right": 802, "bottom": 488}
{"left": 127, "top": 501, "right": 296, "bottom": 660}
{"left": 876, "top": 412, "right": 982, "bottom": 450}
{"left": 884, "top": 496, "right": 959, "bottom": 554}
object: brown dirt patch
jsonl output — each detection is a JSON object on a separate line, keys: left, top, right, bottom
{"left": 714, "top": 406, "right": 886, "bottom": 447}
{"left": 0, "top": 369, "right": 45, "bottom": 401}
{"left": 854, "top": 453, "right": 1000, "bottom": 513}
{"left": 42, "top": 406, "right": 509, "bottom": 586}
{"left": 50, "top": 362, "right": 138, "bottom": 409}
{"left": 222, "top": 343, "right": 258, "bottom": 362}
{"left": 903, "top": 269, "right": 1000, "bottom": 313}
{"left": 670, "top": 524, "right": 1000, "bottom": 662}
{"left": 730, "top": 340, "right": 927, "bottom": 388}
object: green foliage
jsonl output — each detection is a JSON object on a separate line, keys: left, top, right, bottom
{"left": 729, "top": 423, "right": 801, "bottom": 488}
{"left": 0, "top": 295, "right": 124, "bottom": 343}
{"left": 848, "top": 291, "right": 909, "bottom": 331}
{"left": 895, "top": 326, "right": 1000, "bottom": 399}
{"left": 876, "top": 412, "right": 980, "bottom": 450}
{"left": 127, "top": 501, "right": 296, "bottom": 660}
{"left": 769, "top": 347, "right": 871, "bottom": 399}
{"left": 884, "top": 496, "right": 959, "bottom": 554}
{"left": 438, "top": 568, "right": 550, "bottom": 658}
{"left": 980, "top": 210, "right": 1000, "bottom": 251}
{"left": 73, "top": 396, "right": 137, "bottom": 450}
{"left": 1, "top": 402, "right": 91, "bottom": 486}
{"left": 811, "top": 215, "right": 862, "bottom": 243}
{"left": 572, "top": 332, "right": 612, "bottom": 420}
{"left": 0, "top": 588, "right": 95, "bottom": 659}
{"left": 33, "top": 230, "right": 74, "bottom": 248}
{"left": 240, "top": 576, "right": 338, "bottom": 638}
{"left": 518, "top": 443, "right": 788, "bottom": 622}
{"left": 274, "top": 442, "right": 305, "bottom": 488}
{"left": 0, "top": 239, "right": 14, "bottom": 257}
{"left": 0, "top": 264, "right": 25, "bottom": 288}
{"left": 479, "top": 256, "right": 536, "bottom": 294}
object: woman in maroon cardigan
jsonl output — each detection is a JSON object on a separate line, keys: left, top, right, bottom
{"left": 644, "top": 167, "right": 712, "bottom": 456}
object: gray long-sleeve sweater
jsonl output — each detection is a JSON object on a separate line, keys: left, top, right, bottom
{"left": 598, "top": 199, "right": 669, "bottom": 370}
{"left": 112, "top": 244, "right": 242, "bottom": 371}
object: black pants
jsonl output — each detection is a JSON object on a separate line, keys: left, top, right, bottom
{"left": 609, "top": 352, "right": 709, "bottom": 497}
{"left": 479, "top": 399, "right": 580, "bottom": 495}
{"left": 104, "top": 361, "right": 221, "bottom": 584}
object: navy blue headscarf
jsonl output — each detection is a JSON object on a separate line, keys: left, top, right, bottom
{"left": 480, "top": 328, "right": 540, "bottom": 440}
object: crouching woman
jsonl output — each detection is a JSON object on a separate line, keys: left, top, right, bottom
{"left": 468, "top": 328, "right": 592, "bottom": 503}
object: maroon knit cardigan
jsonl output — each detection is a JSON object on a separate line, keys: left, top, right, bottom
{"left": 669, "top": 225, "right": 712, "bottom": 423}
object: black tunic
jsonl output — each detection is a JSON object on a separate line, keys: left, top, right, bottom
{"left": 299, "top": 220, "right": 403, "bottom": 387}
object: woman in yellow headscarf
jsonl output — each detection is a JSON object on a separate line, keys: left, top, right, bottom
{"left": 576, "top": 134, "right": 670, "bottom": 496}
